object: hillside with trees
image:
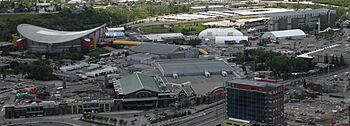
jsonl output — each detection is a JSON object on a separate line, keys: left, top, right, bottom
{"left": 0, "top": 4, "right": 190, "bottom": 41}
{"left": 313, "top": 0, "right": 350, "bottom": 7}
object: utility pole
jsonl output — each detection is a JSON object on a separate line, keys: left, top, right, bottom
{"left": 348, "top": 106, "right": 350, "bottom": 124}
{"left": 296, "top": 0, "right": 300, "bottom": 11}
{"left": 328, "top": 54, "right": 333, "bottom": 74}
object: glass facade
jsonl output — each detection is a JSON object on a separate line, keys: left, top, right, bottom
{"left": 226, "top": 82, "right": 285, "bottom": 126}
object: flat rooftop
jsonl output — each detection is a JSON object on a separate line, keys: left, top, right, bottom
{"left": 130, "top": 43, "right": 181, "bottom": 55}
{"left": 227, "top": 79, "right": 281, "bottom": 88}
{"left": 143, "top": 33, "right": 184, "bottom": 41}
{"left": 267, "top": 8, "right": 335, "bottom": 17}
{"left": 0, "top": 42, "right": 13, "bottom": 47}
{"left": 164, "top": 75, "right": 235, "bottom": 95}
{"left": 157, "top": 59, "right": 233, "bottom": 77}
{"left": 224, "top": 8, "right": 293, "bottom": 16}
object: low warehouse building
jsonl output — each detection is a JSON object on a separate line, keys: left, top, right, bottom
{"left": 142, "top": 33, "right": 184, "bottom": 42}
{"left": 113, "top": 73, "right": 175, "bottom": 109}
{"left": 261, "top": 29, "right": 306, "bottom": 41}
{"left": 214, "top": 36, "right": 249, "bottom": 45}
{"left": 4, "top": 100, "right": 115, "bottom": 118}
{"left": 105, "top": 27, "right": 125, "bottom": 38}
{"left": 129, "top": 43, "right": 199, "bottom": 59}
{"left": 157, "top": 59, "right": 234, "bottom": 77}
{"left": 156, "top": 60, "right": 238, "bottom": 103}
{"left": 127, "top": 53, "right": 159, "bottom": 65}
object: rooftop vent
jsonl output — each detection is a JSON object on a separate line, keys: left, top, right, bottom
{"left": 173, "top": 73, "right": 178, "bottom": 79}
{"left": 222, "top": 71, "right": 227, "bottom": 77}
{"left": 205, "top": 71, "right": 210, "bottom": 78}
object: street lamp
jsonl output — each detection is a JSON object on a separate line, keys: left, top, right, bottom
{"left": 328, "top": 54, "right": 333, "bottom": 74}
{"left": 331, "top": 110, "right": 337, "bottom": 126}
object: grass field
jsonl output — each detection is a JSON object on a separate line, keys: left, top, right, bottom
{"left": 141, "top": 21, "right": 227, "bottom": 35}
{"left": 313, "top": 0, "right": 350, "bottom": 7}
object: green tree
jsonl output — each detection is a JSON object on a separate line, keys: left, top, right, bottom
{"left": 24, "top": 61, "right": 53, "bottom": 80}
{"left": 169, "top": 28, "right": 174, "bottom": 32}
{"left": 119, "top": 119, "right": 124, "bottom": 126}
{"left": 340, "top": 54, "right": 345, "bottom": 65}
{"left": 0, "top": 4, "right": 191, "bottom": 41}
{"left": 331, "top": 55, "right": 335, "bottom": 64}
{"left": 335, "top": 55, "right": 339, "bottom": 66}
{"left": 324, "top": 54, "right": 329, "bottom": 63}
{"left": 268, "top": 55, "right": 290, "bottom": 78}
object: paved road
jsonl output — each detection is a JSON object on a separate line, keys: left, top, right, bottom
{"left": 280, "top": 66, "right": 350, "bottom": 85}
{"left": 182, "top": 104, "right": 226, "bottom": 126}
{"left": 157, "top": 101, "right": 226, "bottom": 126}
{"left": 1, "top": 114, "right": 101, "bottom": 126}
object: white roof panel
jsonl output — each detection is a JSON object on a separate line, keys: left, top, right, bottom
{"left": 227, "top": 8, "right": 293, "bottom": 16}
{"left": 266, "top": 29, "right": 306, "bottom": 38}
{"left": 107, "top": 27, "right": 125, "bottom": 31}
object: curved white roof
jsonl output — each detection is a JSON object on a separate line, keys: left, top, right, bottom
{"left": 17, "top": 24, "right": 105, "bottom": 44}
{"left": 198, "top": 28, "right": 243, "bottom": 40}
{"left": 262, "top": 29, "right": 306, "bottom": 40}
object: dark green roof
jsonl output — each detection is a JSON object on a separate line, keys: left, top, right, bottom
{"left": 182, "top": 84, "right": 195, "bottom": 96}
{"left": 119, "top": 73, "right": 161, "bottom": 94}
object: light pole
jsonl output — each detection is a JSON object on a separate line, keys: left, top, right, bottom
{"left": 328, "top": 54, "right": 333, "bottom": 74}
{"left": 139, "top": 114, "right": 142, "bottom": 126}
{"left": 331, "top": 110, "right": 337, "bottom": 126}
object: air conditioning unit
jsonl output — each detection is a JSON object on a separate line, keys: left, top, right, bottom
{"left": 160, "top": 85, "right": 167, "bottom": 91}
{"left": 204, "top": 71, "right": 210, "bottom": 78}
{"left": 221, "top": 71, "right": 227, "bottom": 77}
{"left": 173, "top": 73, "right": 178, "bottom": 79}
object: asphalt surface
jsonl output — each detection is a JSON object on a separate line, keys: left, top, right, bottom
{"left": 180, "top": 103, "right": 226, "bottom": 126}
{"left": 1, "top": 114, "right": 101, "bottom": 126}
{"left": 153, "top": 100, "right": 227, "bottom": 126}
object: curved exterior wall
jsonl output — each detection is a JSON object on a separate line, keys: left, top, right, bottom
{"left": 17, "top": 24, "right": 106, "bottom": 53}
{"left": 26, "top": 39, "right": 82, "bottom": 53}
{"left": 198, "top": 28, "right": 244, "bottom": 40}
{"left": 261, "top": 32, "right": 277, "bottom": 40}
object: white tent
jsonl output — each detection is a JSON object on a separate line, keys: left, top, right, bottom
{"left": 198, "top": 28, "right": 243, "bottom": 40}
{"left": 262, "top": 29, "right": 306, "bottom": 40}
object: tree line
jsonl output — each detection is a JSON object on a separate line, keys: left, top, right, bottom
{"left": 312, "top": 0, "right": 350, "bottom": 7}
{"left": 235, "top": 49, "right": 313, "bottom": 79}
{"left": 0, "top": 4, "right": 191, "bottom": 41}
{"left": 5, "top": 60, "right": 54, "bottom": 81}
